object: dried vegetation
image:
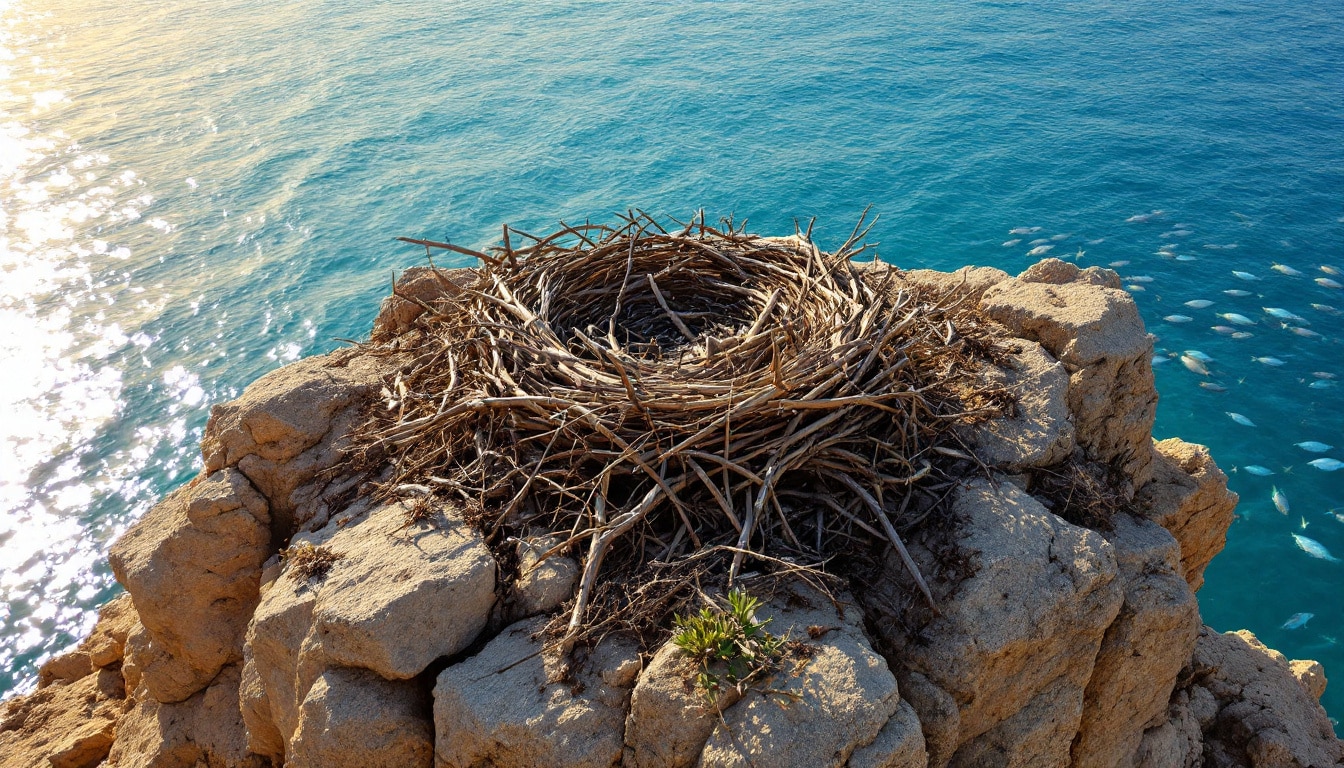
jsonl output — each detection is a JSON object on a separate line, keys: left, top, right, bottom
{"left": 353, "top": 211, "right": 1017, "bottom": 649}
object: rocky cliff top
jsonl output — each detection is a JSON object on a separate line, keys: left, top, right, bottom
{"left": 1, "top": 227, "right": 1340, "bottom": 768}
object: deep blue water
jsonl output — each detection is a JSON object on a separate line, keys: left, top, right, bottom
{"left": 1, "top": 0, "right": 1341, "bottom": 718}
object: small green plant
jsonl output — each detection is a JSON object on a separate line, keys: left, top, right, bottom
{"left": 282, "top": 542, "right": 344, "bottom": 582}
{"left": 672, "top": 588, "right": 787, "bottom": 705}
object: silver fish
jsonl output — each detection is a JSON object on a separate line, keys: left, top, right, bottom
{"left": 1296, "top": 441, "right": 1334, "bottom": 453}
{"left": 1164, "top": 315, "right": 1193, "bottom": 323}
{"left": 1127, "top": 284, "right": 1146, "bottom": 292}
{"left": 1309, "top": 379, "right": 1336, "bottom": 389}
{"left": 1233, "top": 271, "right": 1261, "bottom": 281}
{"left": 1029, "top": 238, "right": 1050, "bottom": 246}
{"left": 1243, "top": 465, "right": 1274, "bottom": 476}
{"left": 1292, "top": 534, "right": 1341, "bottom": 563}
{"left": 1317, "top": 277, "right": 1343, "bottom": 289}
{"left": 1308, "top": 458, "right": 1344, "bottom": 472}
{"left": 1184, "top": 350, "right": 1215, "bottom": 362}
{"left": 1282, "top": 612, "right": 1314, "bottom": 630}
{"left": 1008, "top": 227, "right": 1040, "bottom": 235}
{"left": 1227, "top": 412, "right": 1256, "bottom": 427}
{"left": 1200, "top": 382, "right": 1227, "bottom": 392}
{"left": 1253, "top": 356, "right": 1285, "bottom": 367}
{"left": 1273, "top": 486, "right": 1290, "bottom": 514}
{"left": 1271, "top": 264, "right": 1304, "bottom": 276}
{"left": 1321, "top": 265, "right": 1341, "bottom": 276}
{"left": 1313, "top": 372, "right": 1337, "bottom": 379}
{"left": 1212, "top": 325, "right": 1238, "bottom": 335}
{"left": 1126, "top": 210, "right": 1163, "bottom": 223}
{"left": 1180, "top": 355, "right": 1210, "bottom": 375}
{"left": 1161, "top": 230, "right": 1193, "bottom": 238}
{"left": 1002, "top": 239, "right": 1021, "bottom": 247}
{"left": 1128, "top": 275, "right": 1155, "bottom": 283}
{"left": 1224, "top": 289, "right": 1253, "bottom": 297}
{"left": 1231, "top": 332, "right": 1254, "bottom": 339}
{"left": 1263, "top": 307, "right": 1307, "bottom": 323}
{"left": 1289, "top": 327, "right": 1322, "bottom": 338}
{"left": 1311, "top": 303, "right": 1340, "bottom": 315}
{"left": 1218, "top": 313, "right": 1255, "bottom": 326}
{"left": 1027, "top": 245, "right": 1054, "bottom": 256}
{"left": 1109, "top": 260, "right": 1130, "bottom": 267}
{"left": 1176, "top": 254, "right": 1198, "bottom": 262}
{"left": 1051, "top": 233, "right": 1071, "bottom": 241}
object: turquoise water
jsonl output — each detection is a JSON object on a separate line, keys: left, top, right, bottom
{"left": 2, "top": 0, "right": 1341, "bottom": 717}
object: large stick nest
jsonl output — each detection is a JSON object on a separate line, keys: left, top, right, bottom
{"left": 356, "top": 211, "right": 1014, "bottom": 648}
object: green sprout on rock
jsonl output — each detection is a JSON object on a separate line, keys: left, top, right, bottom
{"left": 672, "top": 588, "right": 787, "bottom": 705}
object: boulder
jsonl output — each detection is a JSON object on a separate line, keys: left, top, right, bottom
{"left": 288, "top": 667, "right": 432, "bottom": 768}
{"left": 1133, "top": 683, "right": 1218, "bottom": 768}
{"left": 511, "top": 534, "right": 580, "bottom": 619}
{"left": 1071, "top": 514, "right": 1201, "bottom": 768}
{"left": 1136, "top": 438, "right": 1238, "bottom": 592}
{"left": 847, "top": 700, "right": 928, "bottom": 768}
{"left": 1189, "top": 628, "right": 1342, "bottom": 767}
{"left": 624, "top": 642, "right": 745, "bottom": 768}
{"left": 107, "top": 663, "right": 268, "bottom": 768}
{"left": 201, "top": 349, "right": 386, "bottom": 534}
{"left": 433, "top": 618, "right": 639, "bottom": 768}
{"left": 866, "top": 479, "right": 1123, "bottom": 768}
{"left": 981, "top": 260, "right": 1157, "bottom": 490}
{"left": 371, "top": 266, "right": 469, "bottom": 340}
{"left": 1290, "top": 659, "right": 1327, "bottom": 702}
{"left": 695, "top": 586, "right": 924, "bottom": 768}
{"left": 0, "top": 669, "right": 124, "bottom": 768}
{"left": 240, "top": 498, "right": 495, "bottom": 758}
{"left": 109, "top": 468, "right": 272, "bottom": 703}
{"left": 959, "top": 339, "right": 1074, "bottom": 470}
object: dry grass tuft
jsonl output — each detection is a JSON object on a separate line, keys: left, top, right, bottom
{"left": 353, "top": 210, "right": 1015, "bottom": 649}
{"left": 282, "top": 542, "right": 344, "bottom": 582}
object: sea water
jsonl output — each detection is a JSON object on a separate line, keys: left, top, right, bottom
{"left": 1, "top": 0, "right": 1341, "bottom": 718}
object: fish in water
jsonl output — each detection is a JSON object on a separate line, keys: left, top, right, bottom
{"left": 1227, "top": 412, "right": 1256, "bottom": 427}
{"left": 1231, "top": 332, "right": 1254, "bottom": 339}
{"left": 1273, "top": 486, "right": 1290, "bottom": 514}
{"left": 1184, "top": 350, "right": 1215, "bottom": 362}
{"left": 1029, "top": 238, "right": 1050, "bottom": 246}
{"left": 1318, "top": 277, "right": 1344, "bottom": 289}
{"left": 1185, "top": 299, "right": 1214, "bottom": 309}
{"left": 1164, "top": 315, "right": 1193, "bottom": 323}
{"left": 1308, "top": 458, "right": 1344, "bottom": 472}
{"left": 1217, "top": 313, "right": 1255, "bottom": 326}
{"left": 1243, "top": 465, "right": 1274, "bottom": 476}
{"left": 1292, "top": 534, "right": 1342, "bottom": 562}
{"left": 1205, "top": 243, "right": 1240, "bottom": 250}
{"left": 1296, "top": 441, "right": 1334, "bottom": 453}
{"left": 1181, "top": 355, "right": 1210, "bottom": 375}
{"left": 1271, "top": 264, "right": 1304, "bottom": 276}
{"left": 1050, "top": 233, "right": 1071, "bottom": 241}
{"left": 1161, "top": 230, "right": 1193, "bottom": 238}
{"left": 1175, "top": 254, "right": 1198, "bottom": 262}
{"left": 1200, "top": 382, "right": 1227, "bottom": 392}
{"left": 1224, "top": 289, "right": 1253, "bottom": 297}
{"left": 1263, "top": 307, "right": 1307, "bottom": 323}
{"left": 1009, "top": 226, "right": 1041, "bottom": 235}
{"left": 1289, "top": 327, "right": 1322, "bottom": 339}
{"left": 1233, "top": 271, "right": 1261, "bottom": 281}
{"left": 1309, "top": 379, "right": 1336, "bottom": 389}
{"left": 1212, "top": 325, "right": 1238, "bottom": 335}
{"left": 1027, "top": 245, "right": 1054, "bottom": 256}
{"left": 1002, "top": 239, "right": 1021, "bottom": 247}
{"left": 1151, "top": 355, "right": 1171, "bottom": 365}
{"left": 1109, "top": 260, "right": 1130, "bottom": 267}
{"left": 1313, "top": 372, "right": 1337, "bottom": 379}
{"left": 1127, "top": 284, "right": 1146, "bottom": 292}
{"left": 1282, "top": 612, "right": 1315, "bottom": 630}
{"left": 1127, "top": 210, "right": 1164, "bottom": 223}
{"left": 1253, "top": 356, "right": 1286, "bottom": 367}
{"left": 1321, "top": 265, "right": 1341, "bottom": 276}
{"left": 1128, "top": 275, "right": 1155, "bottom": 283}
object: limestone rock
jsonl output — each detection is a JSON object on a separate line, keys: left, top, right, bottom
{"left": 0, "top": 670, "right": 124, "bottom": 768}
{"left": 1018, "top": 259, "right": 1121, "bottom": 289}
{"left": 1071, "top": 514, "right": 1201, "bottom": 768}
{"left": 241, "top": 498, "right": 495, "bottom": 759}
{"left": 109, "top": 468, "right": 272, "bottom": 703}
{"left": 624, "top": 642, "right": 744, "bottom": 768}
{"left": 981, "top": 262, "right": 1157, "bottom": 489}
{"left": 371, "top": 266, "right": 469, "bottom": 340}
{"left": 901, "top": 266, "right": 1011, "bottom": 303}
{"left": 38, "top": 593, "right": 140, "bottom": 689}
{"left": 1189, "top": 628, "right": 1341, "bottom": 767}
{"left": 696, "top": 586, "right": 921, "bottom": 768}
{"left": 1137, "top": 438, "right": 1239, "bottom": 592}
{"left": 201, "top": 349, "right": 385, "bottom": 533}
{"left": 511, "top": 535, "right": 579, "bottom": 619}
{"left": 866, "top": 479, "right": 1123, "bottom": 768}
{"left": 433, "top": 618, "right": 638, "bottom": 768}
{"left": 959, "top": 339, "right": 1074, "bottom": 470}
{"left": 107, "top": 663, "right": 268, "bottom": 768}
{"left": 847, "top": 700, "right": 928, "bottom": 768}
{"left": 289, "top": 667, "right": 432, "bottom": 768}
{"left": 1290, "top": 659, "right": 1327, "bottom": 702}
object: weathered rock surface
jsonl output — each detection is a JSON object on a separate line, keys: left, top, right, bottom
{"left": 371, "top": 266, "right": 469, "bottom": 340}
{"left": 434, "top": 618, "right": 639, "bottom": 768}
{"left": 1071, "top": 513, "right": 1201, "bottom": 768}
{"left": 110, "top": 468, "right": 272, "bottom": 703}
{"left": 0, "top": 670, "right": 124, "bottom": 768}
{"left": 289, "top": 667, "right": 432, "bottom": 768}
{"left": 868, "top": 478, "right": 1124, "bottom": 768}
{"left": 241, "top": 498, "right": 495, "bottom": 760}
{"left": 959, "top": 338, "right": 1074, "bottom": 470}
{"left": 981, "top": 259, "right": 1158, "bottom": 490}
{"left": 1137, "top": 438, "right": 1239, "bottom": 592}
{"left": 509, "top": 534, "right": 579, "bottom": 620}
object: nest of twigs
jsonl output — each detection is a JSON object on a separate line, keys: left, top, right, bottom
{"left": 356, "top": 211, "right": 1014, "bottom": 649}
